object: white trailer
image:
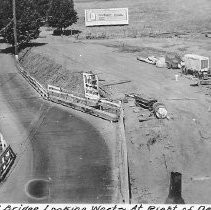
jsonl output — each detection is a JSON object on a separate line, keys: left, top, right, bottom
{"left": 183, "top": 54, "right": 209, "bottom": 78}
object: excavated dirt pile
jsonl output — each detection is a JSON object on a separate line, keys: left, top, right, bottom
{"left": 19, "top": 48, "right": 85, "bottom": 97}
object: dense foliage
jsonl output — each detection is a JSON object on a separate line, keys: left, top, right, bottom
{"left": 0, "top": 0, "right": 41, "bottom": 45}
{"left": 0, "top": 0, "right": 78, "bottom": 45}
{"left": 48, "top": 0, "right": 78, "bottom": 32}
{"left": 35, "top": 0, "right": 51, "bottom": 19}
{"left": 0, "top": 0, "right": 13, "bottom": 30}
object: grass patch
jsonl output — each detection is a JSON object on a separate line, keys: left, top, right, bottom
{"left": 72, "top": 0, "right": 211, "bottom": 39}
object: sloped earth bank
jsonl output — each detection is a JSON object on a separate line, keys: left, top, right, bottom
{"left": 20, "top": 32, "right": 211, "bottom": 203}
{"left": 19, "top": 48, "right": 85, "bottom": 97}
{"left": 19, "top": 47, "right": 110, "bottom": 98}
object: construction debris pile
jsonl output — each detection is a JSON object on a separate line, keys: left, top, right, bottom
{"left": 126, "top": 93, "right": 168, "bottom": 121}
{"left": 137, "top": 53, "right": 211, "bottom": 85}
{"left": 137, "top": 52, "right": 183, "bottom": 69}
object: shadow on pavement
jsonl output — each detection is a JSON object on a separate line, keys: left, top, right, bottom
{"left": 0, "top": 42, "right": 47, "bottom": 54}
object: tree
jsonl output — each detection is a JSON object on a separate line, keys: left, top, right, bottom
{"left": 0, "top": 0, "right": 13, "bottom": 31}
{"left": 34, "top": 0, "right": 51, "bottom": 20}
{"left": 0, "top": 0, "right": 42, "bottom": 46}
{"left": 48, "top": 0, "right": 78, "bottom": 33}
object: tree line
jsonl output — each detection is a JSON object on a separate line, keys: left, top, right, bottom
{"left": 0, "top": 0, "right": 78, "bottom": 45}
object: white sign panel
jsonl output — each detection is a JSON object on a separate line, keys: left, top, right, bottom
{"left": 47, "top": 84, "right": 61, "bottom": 94}
{"left": 85, "top": 8, "right": 129, "bottom": 26}
{"left": 83, "top": 73, "right": 100, "bottom": 100}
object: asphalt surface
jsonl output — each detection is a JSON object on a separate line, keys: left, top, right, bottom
{"left": 0, "top": 44, "right": 114, "bottom": 203}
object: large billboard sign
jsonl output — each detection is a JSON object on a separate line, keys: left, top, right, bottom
{"left": 85, "top": 8, "right": 129, "bottom": 27}
{"left": 83, "top": 73, "right": 100, "bottom": 100}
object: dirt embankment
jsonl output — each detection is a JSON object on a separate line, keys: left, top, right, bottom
{"left": 19, "top": 48, "right": 85, "bottom": 97}
{"left": 18, "top": 47, "right": 112, "bottom": 99}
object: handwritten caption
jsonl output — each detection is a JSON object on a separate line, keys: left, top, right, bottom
{"left": 0, "top": 204, "right": 211, "bottom": 210}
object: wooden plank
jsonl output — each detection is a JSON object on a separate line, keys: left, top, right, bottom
{"left": 102, "top": 80, "right": 131, "bottom": 87}
{"left": 49, "top": 96, "right": 119, "bottom": 122}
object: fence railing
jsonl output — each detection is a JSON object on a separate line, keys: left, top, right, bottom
{"left": 16, "top": 57, "right": 120, "bottom": 122}
{"left": 48, "top": 91, "right": 120, "bottom": 122}
{"left": 16, "top": 62, "right": 48, "bottom": 99}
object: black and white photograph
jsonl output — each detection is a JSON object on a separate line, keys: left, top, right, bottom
{"left": 0, "top": 0, "right": 211, "bottom": 204}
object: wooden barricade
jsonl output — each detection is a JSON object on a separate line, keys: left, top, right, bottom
{"left": 0, "top": 145, "right": 16, "bottom": 182}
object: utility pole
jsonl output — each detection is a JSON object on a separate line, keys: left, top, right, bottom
{"left": 13, "top": 0, "right": 18, "bottom": 56}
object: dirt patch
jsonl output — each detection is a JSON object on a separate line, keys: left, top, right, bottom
{"left": 100, "top": 43, "right": 168, "bottom": 58}
{"left": 25, "top": 179, "right": 50, "bottom": 200}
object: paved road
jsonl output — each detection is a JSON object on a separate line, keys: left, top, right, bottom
{"left": 0, "top": 44, "right": 114, "bottom": 203}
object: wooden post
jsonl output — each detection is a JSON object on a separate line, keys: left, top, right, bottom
{"left": 13, "top": 0, "right": 18, "bottom": 55}
{"left": 166, "top": 172, "right": 185, "bottom": 204}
